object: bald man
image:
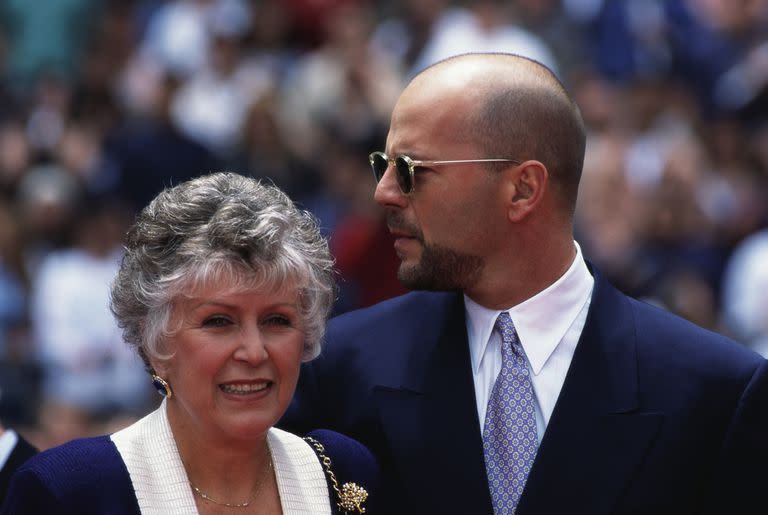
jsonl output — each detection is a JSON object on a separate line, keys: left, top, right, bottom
{"left": 282, "top": 53, "right": 768, "bottom": 514}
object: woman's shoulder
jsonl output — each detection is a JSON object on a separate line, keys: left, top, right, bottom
{"left": 1, "top": 436, "right": 139, "bottom": 514}
{"left": 16, "top": 435, "right": 118, "bottom": 481}
{"left": 305, "top": 429, "right": 382, "bottom": 514}
{"left": 305, "top": 429, "right": 378, "bottom": 470}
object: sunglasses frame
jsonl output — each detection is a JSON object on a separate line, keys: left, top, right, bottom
{"left": 369, "top": 151, "right": 520, "bottom": 194}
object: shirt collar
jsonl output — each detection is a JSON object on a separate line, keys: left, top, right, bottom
{"left": 465, "top": 242, "right": 594, "bottom": 375}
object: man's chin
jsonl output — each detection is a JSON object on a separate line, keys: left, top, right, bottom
{"left": 395, "top": 247, "right": 483, "bottom": 292}
{"left": 397, "top": 263, "right": 447, "bottom": 291}
{"left": 396, "top": 262, "right": 425, "bottom": 290}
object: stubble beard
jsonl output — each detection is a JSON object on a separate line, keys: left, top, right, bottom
{"left": 387, "top": 211, "right": 484, "bottom": 291}
{"left": 397, "top": 237, "right": 484, "bottom": 292}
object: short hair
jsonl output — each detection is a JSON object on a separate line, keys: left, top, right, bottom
{"left": 110, "top": 172, "right": 336, "bottom": 369}
{"left": 422, "top": 53, "right": 586, "bottom": 215}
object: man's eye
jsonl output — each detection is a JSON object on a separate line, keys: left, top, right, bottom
{"left": 203, "top": 316, "right": 231, "bottom": 327}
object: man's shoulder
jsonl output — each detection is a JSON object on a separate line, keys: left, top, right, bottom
{"left": 611, "top": 286, "right": 765, "bottom": 374}
{"left": 590, "top": 269, "right": 764, "bottom": 378}
{"left": 328, "top": 290, "right": 461, "bottom": 333}
{"left": 316, "top": 291, "right": 464, "bottom": 366}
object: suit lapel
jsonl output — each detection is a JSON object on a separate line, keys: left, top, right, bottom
{"left": 374, "top": 293, "right": 494, "bottom": 514}
{"left": 518, "top": 270, "right": 663, "bottom": 515}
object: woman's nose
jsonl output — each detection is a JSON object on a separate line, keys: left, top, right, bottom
{"left": 233, "top": 329, "right": 269, "bottom": 364}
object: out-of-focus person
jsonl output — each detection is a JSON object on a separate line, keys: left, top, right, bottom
{"left": 30, "top": 194, "right": 152, "bottom": 447}
{"left": 722, "top": 229, "right": 768, "bottom": 358}
{"left": 0, "top": 420, "right": 37, "bottom": 502}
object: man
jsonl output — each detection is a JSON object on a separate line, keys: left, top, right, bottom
{"left": 283, "top": 53, "right": 768, "bottom": 514}
{"left": 0, "top": 422, "right": 37, "bottom": 501}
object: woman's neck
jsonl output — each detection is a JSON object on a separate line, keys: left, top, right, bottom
{"left": 165, "top": 403, "right": 276, "bottom": 507}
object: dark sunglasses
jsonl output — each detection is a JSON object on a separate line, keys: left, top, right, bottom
{"left": 369, "top": 151, "right": 520, "bottom": 194}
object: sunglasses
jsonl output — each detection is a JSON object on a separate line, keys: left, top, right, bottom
{"left": 369, "top": 151, "right": 520, "bottom": 194}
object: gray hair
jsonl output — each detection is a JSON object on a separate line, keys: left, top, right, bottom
{"left": 110, "top": 172, "right": 336, "bottom": 368}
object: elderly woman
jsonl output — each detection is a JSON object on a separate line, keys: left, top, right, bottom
{"left": 2, "top": 173, "right": 378, "bottom": 514}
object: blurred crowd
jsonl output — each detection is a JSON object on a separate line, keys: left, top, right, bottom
{"left": 0, "top": 0, "right": 766, "bottom": 449}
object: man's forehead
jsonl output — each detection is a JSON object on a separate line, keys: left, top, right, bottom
{"left": 391, "top": 84, "right": 464, "bottom": 128}
{"left": 386, "top": 93, "right": 475, "bottom": 155}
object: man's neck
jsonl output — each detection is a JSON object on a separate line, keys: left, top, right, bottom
{"left": 466, "top": 240, "right": 577, "bottom": 309}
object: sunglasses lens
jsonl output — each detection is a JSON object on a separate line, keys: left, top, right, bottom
{"left": 370, "top": 152, "right": 389, "bottom": 182}
{"left": 394, "top": 157, "right": 413, "bottom": 193}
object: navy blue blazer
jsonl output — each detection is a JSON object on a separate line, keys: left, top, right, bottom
{"left": 283, "top": 268, "right": 768, "bottom": 514}
{"left": 0, "top": 430, "right": 380, "bottom": 514}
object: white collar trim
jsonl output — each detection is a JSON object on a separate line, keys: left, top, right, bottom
{"left": 111, "top": 401, "right": 330, "bottom": 514}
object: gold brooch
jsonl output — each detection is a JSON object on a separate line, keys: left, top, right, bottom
{"left": 338, "top": 482, "right": 369, "bottom": 513}
{"left": 303, "top": 436, "right": 370, "bottom": 515}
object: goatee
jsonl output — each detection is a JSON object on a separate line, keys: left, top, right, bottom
{"left": 398, "top": 240, "right": 483, "bottom": 292}
{"left": 386, "top": 211, "right": 483, "bottom": 291}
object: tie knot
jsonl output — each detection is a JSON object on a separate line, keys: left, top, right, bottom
{"left": 495, "top": 312, "right": 520, "bottom": 347}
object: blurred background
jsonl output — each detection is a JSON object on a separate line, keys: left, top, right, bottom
{"left": 0, "top": 0, "right": 766, "bottom": 450}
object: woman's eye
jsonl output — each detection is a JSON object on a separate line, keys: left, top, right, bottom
{"left": 263, "top": 314, "right": 292, "bottom": 327}
{"left": 202, "top": 316, "right": 232, "bottom": 328}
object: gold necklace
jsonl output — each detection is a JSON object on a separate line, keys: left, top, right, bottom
{"left": 189, "top": 452, "right": 273, "bottom": 509}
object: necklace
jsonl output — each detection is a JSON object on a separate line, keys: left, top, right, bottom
{"left": 189, "top": 451, "right": 274, "bottom": 509}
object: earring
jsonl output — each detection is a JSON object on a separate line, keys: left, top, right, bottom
{"left": 151, "top": 374, "right": 173, "bottom": 399}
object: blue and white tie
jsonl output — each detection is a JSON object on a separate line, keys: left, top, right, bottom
{"left": 482, "top": 312, "right": 539, "bottom": 514}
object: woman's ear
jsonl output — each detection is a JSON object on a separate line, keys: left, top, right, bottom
{"left": 506, "top": 161, "right": 548, "bottom": 222}
{"left": 148, "top": 355, "right": 169, "bottom": 378}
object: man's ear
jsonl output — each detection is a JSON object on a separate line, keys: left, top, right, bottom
{"left": 505, "top": 161, "right": 548, "bottom": 222}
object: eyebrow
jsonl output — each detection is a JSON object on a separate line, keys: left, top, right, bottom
{"left": 191, "top": 300, "right": 299, "bottom": 311}
{"left": 386, "top": 148, "right": 422, "bottom": 157}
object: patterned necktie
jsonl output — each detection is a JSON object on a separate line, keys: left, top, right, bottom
{"left": 482, "top": 312, "right": 539, "bottom": 514}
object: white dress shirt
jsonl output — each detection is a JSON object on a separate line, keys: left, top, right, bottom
{"left": 465, "top": 242, "right": 594, "bottom": 441}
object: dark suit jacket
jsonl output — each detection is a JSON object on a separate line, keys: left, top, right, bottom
{"left": 0, "top": 430, "right": 381, "bottom": 514}
{"left": 283, "top": 268, "right": 768, "bottom": 514}
{"left": 0, "top": 434, "right": 36, "bottom": 503}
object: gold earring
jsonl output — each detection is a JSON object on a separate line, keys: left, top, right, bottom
{"left": 151, "top": 374, "right": 173, "bottom": 399}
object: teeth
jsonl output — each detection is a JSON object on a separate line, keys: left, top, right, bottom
{"left": 220, "top": 383, "right": 269, "bottom": 394}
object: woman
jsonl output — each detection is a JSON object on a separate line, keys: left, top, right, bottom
{"left": 1, "top": 172, "right": 378, "bottom": 514}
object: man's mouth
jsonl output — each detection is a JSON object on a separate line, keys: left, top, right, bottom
{"left": 390, "top": 229, "right": 414, "bottom": 239}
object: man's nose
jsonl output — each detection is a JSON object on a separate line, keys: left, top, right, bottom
{"left": 373, "top": 165, "right": 408, "bottom": 208}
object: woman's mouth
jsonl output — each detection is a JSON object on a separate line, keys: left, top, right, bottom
{"left": 219, "top": 382, "right": 271, "bottom": 395}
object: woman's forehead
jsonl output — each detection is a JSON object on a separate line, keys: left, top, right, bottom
{"left": 181, "top": 275, "right": 300, "bottom": 300}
